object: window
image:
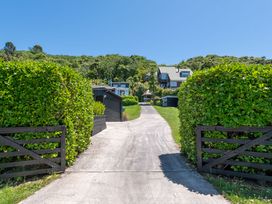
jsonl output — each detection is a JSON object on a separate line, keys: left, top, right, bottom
{"left": 180, "top": 71, "right": 190, "bottom": 78}
{"left": 120, "top": 83, "right": 129, "bottom": 88}
{"left": 160, "top": 73, "right": 168, "bottom": 80}
{"left": 170, "top": 81, "right": 177, "bottom": 87}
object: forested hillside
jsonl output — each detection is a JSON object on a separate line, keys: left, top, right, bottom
{"left": 178, "top": 55, "right": 272, "bottom": 71}
{"left": 0, "top": 42, "right": 158, "bottom": 100}
{"left": 0, "top": 43, "right": 157, "bottom": 84}
{"left": 2, "top": 42, "right": 272, "bottom": 83}
{"left": 1, "top": 42, "right": 272, "bottom": 100}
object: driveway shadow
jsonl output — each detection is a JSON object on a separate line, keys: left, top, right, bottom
{"left": 159, "top": 153, "right": 219, "bottom": 195}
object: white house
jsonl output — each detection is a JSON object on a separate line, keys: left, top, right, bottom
{"left": 111, "top": 82, "right": 129, "bottom": 96}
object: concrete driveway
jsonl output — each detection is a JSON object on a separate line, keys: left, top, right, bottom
{"left": 22, "top": 105, "right": 228, "bottom": 204}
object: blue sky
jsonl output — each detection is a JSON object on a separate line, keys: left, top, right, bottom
{"left": 1, "top": 0, "right": 272, "bottom": 64}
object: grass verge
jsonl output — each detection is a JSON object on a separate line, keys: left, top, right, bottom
{"left": 153, "top": 105, "right": 180, "bottom": 143}
{"left": 206, "top": 175, "right": 272, "bottom": 204}
{"left": 123, "top": 104, "right": 141, "bottom": 121}
{"left": 0, "top": 174, "right": 60, "bottom": 204}
{"left": 154, "top": 105, "right": 272, "bottom": 204}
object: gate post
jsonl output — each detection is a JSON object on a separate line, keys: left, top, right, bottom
{"left": 196, "top": 126, "right": 203, "bottom": 171}
{"left": 60, "top": 126, "right": 66, "bottom": 172}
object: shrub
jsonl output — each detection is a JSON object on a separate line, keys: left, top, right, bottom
{"left": 151, "top": 96, "right": 161, "bottom": 106}
{"left": 122, "top": 98, "right": 138, "bottom": 106}
{"left": 178, "top": 63, "right": 272, "bottom": 172}
{"left": 0, "top": 60, "right": 94, "bottom": 165}
{"left": 122, "top": 95, "right": 138, "bottom": 106}
{"left": 93, "top": 101, "right": 105, "bottom": 116}
{"left": 123, "top": 95, "right": 139, "bottom": 101}
{"left": 162, "top": 88, "right": 179, "bottom": 96}
{"left": 154, "top": 86, "right": 179, "bottom": 97}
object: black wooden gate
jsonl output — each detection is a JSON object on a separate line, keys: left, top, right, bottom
{"left": 0, "top": 126, "right": 66, "bottom": 179}
{"left": 196, "top": 126, "right": 272, "bottom": 181}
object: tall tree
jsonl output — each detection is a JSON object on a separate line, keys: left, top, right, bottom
{"left": 30, "top": 44, "right": 43, "bottom": 54}
{"left": 148, "top": 62, "right": 157, "bottom": 96}
{"left": 4, "top": 41, "right": 16, "bottom": 55}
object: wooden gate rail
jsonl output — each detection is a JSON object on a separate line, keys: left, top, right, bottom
{"left": 196, "top": 126, "right": 272, "bottom": 181}
{"left": 0, "top": 126, "right": 66, "bottom": 179}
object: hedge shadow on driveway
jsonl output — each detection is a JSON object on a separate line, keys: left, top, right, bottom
{"left": 159, "top": 153, "right": 220, "bottom": 196}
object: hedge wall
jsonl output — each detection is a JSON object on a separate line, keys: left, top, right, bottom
{"left": 178, "top": 63, "right": 272, "bottom": 172}
{"left": 0, "top": 60, "right": 94, "bottom": 165}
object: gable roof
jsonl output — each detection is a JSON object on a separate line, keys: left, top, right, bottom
{"left": 158, "top": 66, "right": 192, "bottom": 81}
{"left": 106, "top": 90, "right": 122, "bottom": 99}
{"left": 92, "top": 86, "right": 122, "bottom": 99}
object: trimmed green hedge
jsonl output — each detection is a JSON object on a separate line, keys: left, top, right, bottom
{"left": 178, "top": 63, "right": 272, "bottom": 172}
{"left": 0, "top": 60, "right": 94, "bottom": 165}
{"left": 122, "top": 95, "right": 138, "bottom": 106}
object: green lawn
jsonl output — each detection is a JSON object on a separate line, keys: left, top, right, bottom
{"left": 123, "top": 104, "right": 141, "bottom": 121}
{"left": 0, "top": 174, "right": 59, "bottom": 204}
{"left": 154, "top": 105, "right": 272, "bottom": 204}
{"left": 153, "top": 105, "right": 180, "bottom": 144}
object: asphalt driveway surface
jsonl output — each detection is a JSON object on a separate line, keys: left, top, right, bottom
{"left": 22, "top": 105, "right": 229, "bottom": 204}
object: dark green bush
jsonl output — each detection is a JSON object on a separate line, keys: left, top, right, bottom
{"left": 123, "top": 95, "right": 139, "bottom": 101}
{"left": 178, "top": 63, "right": 272, "bottom": 172}
{"left": 122, "top": 95, "right": 138, "bottom": 106}
{"left": 93, "top": 101, "right": 105, "bottom": 116}
{"left": 151, "top": 96, "right": 161, "bottom": 106}
{"left": 122, "top": 98, "right": 138, "bottom": 106}
{"left": 162, "top": 88, "right": 179, "bottom": 97}
{"left": 0, "top": 60, "right": 94, "bottom": 165}
{"left": 154, "top": 87, "right": 179, "bottom": 97}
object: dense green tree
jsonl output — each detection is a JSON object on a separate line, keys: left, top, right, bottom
{"left": 134, "top": 82, "right": 148, "bottom": 101}
{"left": 127, "top": 76, "right": 138, "bottom": 96}
{"left": 147, "top": 62, "right": 157, "bottom": 95}
{"left": 30, "top": 44, "right": 43, "bottom": 53}
{"left": 4, "top": 41, "right": 16, "bottom": 55}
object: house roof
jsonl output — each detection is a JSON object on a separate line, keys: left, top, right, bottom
{"left": 158, "top": 66, "right": 192, "bottom": 82}
{"left": 92, "top": 86, "right": 122, "bottom": 99}
{"left": 161, "top": 95, "right": 178, "bottom": 99}
{"left": 105, "top": 90, "right": 122, "bottom": 99}
{"left": 92, "top": 85, "right": 115, "bottom": 91}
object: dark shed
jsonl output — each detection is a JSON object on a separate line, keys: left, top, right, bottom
{"left": 161, "top": 96, "right": 178, "bottom": 107}
{"left": 93, "top": 86, "right": 123, "bottom": 122}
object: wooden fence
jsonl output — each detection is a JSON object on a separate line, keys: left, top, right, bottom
{"left": 196, "top": 126, "right": 272, "bottom": 182}
{"left": 0, "top": 126, "right": 66, "bottom": 179}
